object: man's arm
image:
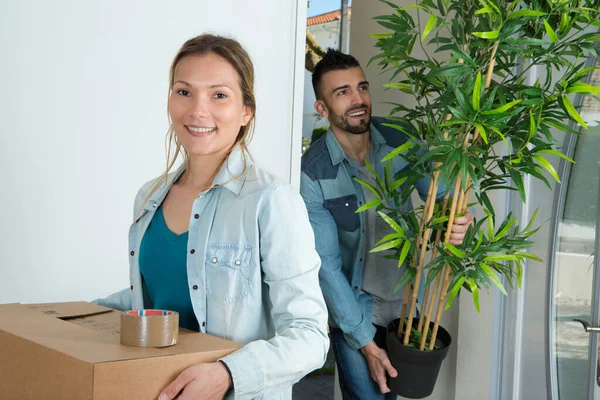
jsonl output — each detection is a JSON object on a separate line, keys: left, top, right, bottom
{"left": 300, "top": 171, "right": 376, "bottom": 350}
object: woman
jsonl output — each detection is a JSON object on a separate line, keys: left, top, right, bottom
{"left": 96, "top": 34, "right": 329, "bottom": 400}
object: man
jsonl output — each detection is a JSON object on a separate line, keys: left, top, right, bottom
{"left": 300, "top": 49, "right": 474, "bottom": 399}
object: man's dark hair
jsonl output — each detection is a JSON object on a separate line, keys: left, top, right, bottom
{"left": 312, "top": 48, "right": 361, "bottom": 100}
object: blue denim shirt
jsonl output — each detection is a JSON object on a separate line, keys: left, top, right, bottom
{"left": 96, "top": 149, "right": 329, "bottom": 400}
{"left": 300, "top": 118, "right": 443, "bottom": 351}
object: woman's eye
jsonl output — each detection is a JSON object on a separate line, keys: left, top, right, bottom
{"left": 176, "top": 89, "right": 190, "bottom": 97}
{"left": 214, "top": 93, "right": 228, "bottom": 99}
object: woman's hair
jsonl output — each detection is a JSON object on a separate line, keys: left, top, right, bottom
{"left": 145, "top": 33, "right": 256, "bottom": 204}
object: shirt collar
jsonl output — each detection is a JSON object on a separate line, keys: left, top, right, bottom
{"left": 325, "top": 121, "right": 386, "bottom": 165}
{"left": 143, "top": 147, "right": 251, "bottom": 210}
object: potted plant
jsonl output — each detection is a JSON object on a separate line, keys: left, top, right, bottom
{"left": 358, "top": 0, "right": 600, "bottom": 397}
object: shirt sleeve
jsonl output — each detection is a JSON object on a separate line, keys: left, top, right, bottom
{"left": 299, "top": 172, "right": 376, "bottom": 350}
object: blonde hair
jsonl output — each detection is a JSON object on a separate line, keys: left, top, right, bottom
{"left": 146, "top": 33, "right": 256, "bottom": 203}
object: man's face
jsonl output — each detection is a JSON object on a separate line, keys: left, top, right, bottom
{"left": 315, "top": 67, "right": 371, "bottom": 135}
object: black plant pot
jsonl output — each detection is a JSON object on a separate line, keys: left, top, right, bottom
{"left": 386, "top": 318, "right": 452, "bottom": 399}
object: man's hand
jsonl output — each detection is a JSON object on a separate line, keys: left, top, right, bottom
{"left": 159, "top": 362, "right": 232, "bottom": 400}
{"left": 360, "top": 340, "right": 398, "bottom": 393}
{"left": 448, "top": 209, "right": 475, "bottom": 245}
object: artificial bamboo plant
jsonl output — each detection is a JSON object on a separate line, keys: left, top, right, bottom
{"left": 359, "top": 0, "right": 600, "bottom": 351}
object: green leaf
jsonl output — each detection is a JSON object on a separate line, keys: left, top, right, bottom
{"left": 474, "top": 230, "right": 484, "bottom": 252}
{"left": 481, "top": 99, "right": 522, "bottom": 115}
{"left": 569, "top": 66, "right": 597, "bottom": 83}
{"left": 390, "top": 177, "right": 408, "bottom": 191}
{"left": 370, "top": 238, "right": 403, "bottom": 253}
{"left": 543, "top": 19, "right": 559, "bottom": 42}
{"left": 523, "top": 208, "right": 539, "bottom": 233}
{"left": 509, "top": 169, "right": 526, "bottom": 202}
{"left": 354, "top": 178, "right": 382, "bottom": 200}
{"left": 475, "top": 6, "right": 494, "bottom": 15}
{"left": 473, "top": 122, "right": 488, "bottom": 144}
{"left": 446, "top": 276, "right": 466, "bottom": 310}
{"left": 561, "top": 94, "right": 588, "bottom": 129}
{"left": 376, "top": 233, "right": 402, "bottom": 246}
{"left": 355, "top": 198, "right": 381, "bottom": 213}
{"left": 528, "top": 111, "right": 536, "bottom": 143}
{"left": 365, "top": 158, "right": 386, "bottom": 191}
{"left": 398, "top": 240, "right": 411, "bottom": 267}
{"left": 536, "top": 149, "right": 575, "bottom": 163}
{"left": 431, "top": 215, "right": 450, "bottom": 225}
{"left": 507, "top": 10, "right": 547, "bottom": 19}
{"left": 400, "top": 4, "right": 428, "bottom": 11}
{"left": 492, "top": 217, "right": 516, "bottom": 242}
{"left": 533, "top": 155, "right": 561, "bottom": 183}
{"left": 472, "top": 30, "right": 500, "bottom": 39}
{"left": 422, "top": 14, "right": 437, "bottom": 42}
{"left": 443, "top": 242, "right": 466, "bottom": 258}
{"left": 384, "top": 161, "right": 391, "bottom": 190}
{"left": 382, "top": 142, "right": 414, "bottom": 162}
{"left": 480, "top": 263, "right": 507, "bottom": 295}
{"left": 468, "top": 278, "right": 480, "bottom": 312}
{"left": 486, "top": 211, "right": 495, "bottom": 238}
{"left": 473, "top": 72, "right": 482, "bottom": 111}
{"left": 378, "top": 211, "right": 404, "bottom": 235}
{"left": 384, "top": 82, "right": 413, "bottom": 93}
{"left": 566, "top": 82, "right": 600, "bottom": 95}
{"left": 484, "top": 254, "right": 518, "bottom": 262}
{"left": 370, "top": 33, "right": 393, "bottom": 39}
{"left": 515, "top": 251, "right": 543, "bottom": 262}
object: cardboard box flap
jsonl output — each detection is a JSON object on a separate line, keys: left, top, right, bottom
{"left": 26, "top": 301, "right": 113, "bottom": 319}
{"left": 0, "top": 303, "right": 241, "bottom": 365}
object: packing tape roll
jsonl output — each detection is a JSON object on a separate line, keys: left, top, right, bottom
{"left": 120, "top": 309, "right": 179, "bottom": 347}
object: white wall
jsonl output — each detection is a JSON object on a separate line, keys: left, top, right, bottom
{"left": 0, "top": 0, "right": 305, "bottom": 304}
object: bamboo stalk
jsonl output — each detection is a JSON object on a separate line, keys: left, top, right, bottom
{"left": 398, "top": 169, "right": 439, "bottom": 336}
{"left": 418, "top": 191, "right": 451, "bottom": 335}
{"left": 428, "top": 180, "right": 465, "bottom": 350}
{"left": 398, "top": 284, "right": 411, "bottom": 336}
{"left": 402, "top": 172, "right": 440, "bottom": 344}
{"left": 420, "top": 269, "right": 443, "bottom": 349}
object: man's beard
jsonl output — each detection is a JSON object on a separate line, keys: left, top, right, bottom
{"left": 329, "top": 104, "right": 371, "bottom": 135}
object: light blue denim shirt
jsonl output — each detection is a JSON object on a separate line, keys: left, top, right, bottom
{"left": 300, "top": 118, "right": 445, "bottom": 351}
{"left": 96, "top": 149, "right": 329, "bottom": 400}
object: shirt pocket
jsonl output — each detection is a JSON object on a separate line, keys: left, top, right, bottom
{"left": 205, "top": 243, "right": 253, "bottom": 304}
{"left": 324, "top": 194, "right": 360, "bottom": 232}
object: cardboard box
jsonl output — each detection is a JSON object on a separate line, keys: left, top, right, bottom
{"left": 0, "top": 302, "right": 241, "bottom": 399}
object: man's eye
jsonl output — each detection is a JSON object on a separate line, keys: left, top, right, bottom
{"left": 360, "top": 86, "right": 369, "bottom": 91}
{"left": 176, "top": 89, "right": 190, "bottom": 96}
{"left": 338, "top": 90, "right": 346, "bottom": 96}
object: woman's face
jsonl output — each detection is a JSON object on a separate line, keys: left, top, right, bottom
{"left": 168, "top": 53, "right": 253, "bottom": 159}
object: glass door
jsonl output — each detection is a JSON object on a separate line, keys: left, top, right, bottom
{"left": 550, "top": 57, "right": 600, "bottom": 400}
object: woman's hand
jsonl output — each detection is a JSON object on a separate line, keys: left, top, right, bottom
{"left": 159, "top": 362, "right": 232, "bottom": 400}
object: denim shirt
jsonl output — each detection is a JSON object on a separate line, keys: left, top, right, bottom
{"left": 96, "top": 149, "right": 329, "bottom": 400}
{"left": 300, "top": 118, "right": 444, "bottom": 351}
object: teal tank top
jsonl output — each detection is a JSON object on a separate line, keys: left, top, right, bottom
{"left": 139, "top": 204, "right": 199, "bottom": 331}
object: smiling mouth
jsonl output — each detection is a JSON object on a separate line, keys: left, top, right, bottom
{"left": 347, "top": 109, "right": 368, "bottom": 117}
{"left": 187, "top": 126, "right": 216, "bottom": 133}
